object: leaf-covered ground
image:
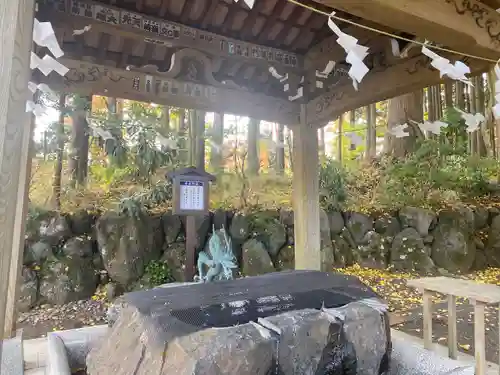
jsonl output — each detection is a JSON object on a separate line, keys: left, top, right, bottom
{"left": 337, "top": 265, "right": 500, "bottom": 362}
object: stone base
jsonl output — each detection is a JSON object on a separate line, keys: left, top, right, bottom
{"left": 87, "top": 271, "right": 391, "bottom": 375}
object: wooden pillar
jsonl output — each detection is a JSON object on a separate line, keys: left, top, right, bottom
{"left": 3, "top": 115, "right": 34, "bottom": 338}
{"left": 292, "top": 104, "right": 321, "bottom": 270}
{"left": 0, "top": 0, "right": 36, "bottom": 359}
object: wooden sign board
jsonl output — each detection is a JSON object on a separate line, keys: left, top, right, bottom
{"left": 167, "top": 167, "right": 215, "bottom": 216}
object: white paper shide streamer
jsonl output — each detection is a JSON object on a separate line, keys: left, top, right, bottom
{"left": 233, "top": 0, "right": 254, "bottom": 9}
{"left": 458, "top": 109, "right": 485, "bottom": 132}
{"left": 28, "top": 18, "right": 69, "bottom": 118}
{"left": 421, "top": 45, "right": 471, "bottom": 86}
{"left": 73, "top": 25, "right": 92, "bottom": 36}
{"left": 388, "top": 123, "right": 410, "bottom": 138}
{"left": 328, "top": 12, "right": 369, "bottom": 90}
{"left": 410, "top": 119, "right": 449, "bottom": 135}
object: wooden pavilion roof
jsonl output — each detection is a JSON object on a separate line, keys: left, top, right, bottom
{"left": 35, "top": 0, "right": 500, "bottom": 125}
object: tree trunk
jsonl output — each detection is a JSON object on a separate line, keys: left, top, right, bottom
{"left": 428, "top": 87, "right": 436, "bottom": 122}
{"left": 51, "top": 94, "right": 66, "bottom": 210}
{"left": 474, "top": 75, "right": 488, "bottom": 156}
{"left": 195, "top": 110, "right": 206, "bottom": 170}
{"left": 210, "top": 112, "right": 224, "bottom": 172}
{"left": 365, "top": 104, "right": 377, "bottom": 159}
{"left": 247, "top": 118, "right": 260, "bottom": 175}
{"left": 69, "top": 95, "right": 91, "bottom": 188}
{"left": 177, "top": 109, "right": 188, "bottom": 164}
{"left": 275, "top": 123, "right": 285, "bottom": 174}
{"left": 161, "top": 106, "right": 170, "bottom": 135}
{"left": 456, "top": 82, "right": 465, "bottom": 110}
{"left": 487, "top": 70, "right": 498, "bottom": 158}
{"left": 337, "top": 114, "right": 343, "bottom": 162}
{"left": 285, "top": 126, "right": 293, "bottom": 172}
{"left": 188, "top": 109, "right": 196, "bottom": 166}
{"left": 444, "top": 82, "right": 453, "bottom": 108}
{"left": 385, "top": 90, "right": 423, "bottom": 158}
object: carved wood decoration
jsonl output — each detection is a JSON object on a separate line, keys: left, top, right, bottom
{"left": 39, "top": 0, "right": 302, "bottom": 70}
{"left": 312, "top": 0, "right": 500, "bottom": 59}
{"left": 35, "top": 59, "right": 300, "bottom": 124}
{"left": 307, "top": 52, "right": 490, "bottom": 126}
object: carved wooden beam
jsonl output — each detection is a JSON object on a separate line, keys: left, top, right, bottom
{"left": 35, "top": 59, "right": 300, "bottom": 124}
{"left": 312, "top": 0, "right": 500, "bottom": 59}
{"left": 306, "top": 52, "right": 490, "bottom": 126}
{"left": 39, "top": 0, "right": 302, "bottom": 71}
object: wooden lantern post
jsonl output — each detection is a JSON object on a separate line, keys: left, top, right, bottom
{"left": 166, "top": 167, "right": 215, "bottom": 281}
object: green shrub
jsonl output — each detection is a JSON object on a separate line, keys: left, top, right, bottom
{"left": 319, "top": 158, "right": 347, "bottom": 211}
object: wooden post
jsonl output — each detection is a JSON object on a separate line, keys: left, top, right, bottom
{"left": 473, "top": 300, "right": 486, "bottom": 375}
{"left": 184, "top": 215, "right": 197, "bottom": 281}
{"left": 0, "top": 0, "right": 36, "bottom": 359}
{"left": 3, "top": 114, "right": 34, "bottom": 338}
{"left": 292, "top": 104, "right": 321, "bottom": 270}
{"left": 447, "top": 294, "right": 458, "bottom": 359}
{"left": 422, "top": 290, "right": 433, "bottom": 350}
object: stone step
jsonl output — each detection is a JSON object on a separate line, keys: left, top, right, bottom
{"left": 1, "top": 329, "right": 24, "bottom": 375}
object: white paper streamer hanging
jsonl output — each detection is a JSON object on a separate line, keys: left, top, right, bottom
{"left": 411, "top": 119, "right": 448, "bottom": 135}
{"left": 31, "top": 53, "right": 69, "bottom": 76}
{"left": 316, "top": 61, "right": 335, "bottom": 78}
{"left": 288, "top": 87, "right": 303, "bottom": 101}
{"left": 457, "top": 109, "right": 485, "bottom": 132}
{"left": 25, "top": 100, "right": 47, "bottom": 118}
{"left": 32, "top": 19, "right": 64, "bottom": 58}
{"left": 345, "top": 132, "right": 363, "bottom": 147}
{"left": 269, "top": 67, "right": 288, "bottom": 82}
{"left": 327, "top": 12, "right": 370, "bottom": 88}
{"left": 390, "top": 39, "right": 400, "bottom": 57}
{"left": 73, "top": 25, "right": 92, "bottom": 36}
{"left": 388, "top": 123, "right": 410, "bottom": 138}
{"left": 89, "top": 125, "right": 114, "bottom": 141}
{"left": 234, "top": 0, "right": 254, "bottom": 9}
{"left": 156, "top": 134, "right": 178, "bottom": 150}
{"left": 28, "top": 81, "right": 58, "bottom": 101}
{"left": 421, "top": 45, "right": 471, "bottom": 85}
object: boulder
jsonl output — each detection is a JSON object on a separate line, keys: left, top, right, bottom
{"left": 161, "top": 243, "right": 186, "bottom": 282}
{"left": 333, "top": 235, "right": 354, "bottom": 268}
{"left": 61, "top": 236, "right": 94, "bottom": 258}
{"left": 212, "top": 208, "right": 229, "bottom": 230}
{"left": 320, "top": 209, "right": 335, "bottom": 272}
{"left": 391, "top": 228, "right": 434, "bottom": 273}
{"left": 486, "top": 215, "right": 500, "bottom": 267}
{"left": 24, "top": 241, "right": 52, "bottom": 265}
{"left": 17, "top": 267, "right": 39, "bottom": 312}
{"left": 88, "top": 271, "right": 389, "bottom": 375}
{"left": 276, "top": 245, "right": 294, "bottom": 270}
{"left": 399, "top": 207, "right": 436, "bottom": 236}
{"left": 161, "top": 212, "right": 182, "bottom": 245}
{"left": 431, "top": 207, "right": 476, "bottom": 273}
{"left": 39, "top": 256, "right": 97, "bottom": 305}
{"left": 374, "top": 216, "right": 401, "bottom": 237}
{"left": 241, "top": 239, "right": 275, "bottom": 276}
{"left": 353, "top": 231, "right": 388, "bottom": 269}
{"left": 69, "top": 209, "right": 94, "bottom": 236}
{"left": 96, "top": 212, "right": 163, "bottom": 286}
{"left": 327, "top": 211, "right": 345, "bottom": 235}
{"left": 345, "top": 212, "right": 373, "bottom": 244}
{"left": 38, "top": 213, "right": 72, "bottom": 245}
{"left": 473, "top": 206, "right": 489, "bottom": 230}
{"left": 258, "top": 218, "right": 287, "bottom": 258}
{"left": 229, "top": 213, "right": 250, "bottom": 242}
{"left": 279, "top": 210, "right": 294, "bottom": 227}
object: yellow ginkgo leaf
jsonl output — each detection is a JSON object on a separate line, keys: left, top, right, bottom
{"left": 459, "top": 343, "right": 471, "bottom": 351}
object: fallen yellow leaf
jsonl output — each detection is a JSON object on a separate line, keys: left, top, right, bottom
{"left": 459, "top": 344, "right": 471, "bottom": 351}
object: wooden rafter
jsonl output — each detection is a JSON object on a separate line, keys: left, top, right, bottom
{"left": 256, "top": 0, "right": 288, "bottom": 43}
{"left": 273, "top": 6, "right": 305, "bottom": 46}
{"left": 200, "top": 0, "right": 220, "bottom": 29}
{"left": 179, "top": 0, "right": 194, "bottom": 23}
{"left": 221, "top": 1, "right": 241, "bottom": 34}
{"left": 240, "top": 0, "right": 265, "bottom": 39}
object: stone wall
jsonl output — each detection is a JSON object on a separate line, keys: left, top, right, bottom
{"left": 19, "top": 203, "right": 500, "bottom": 310}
